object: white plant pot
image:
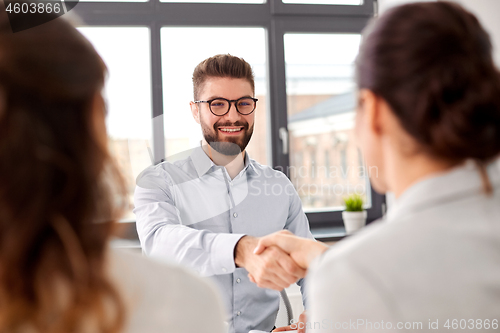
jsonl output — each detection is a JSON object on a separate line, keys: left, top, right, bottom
{"left": 342, "top": 211, "right": 367, "bottom": 235}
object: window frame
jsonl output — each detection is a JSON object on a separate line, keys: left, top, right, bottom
{"left": 272, "top": 0, "right": 373, "bottom": 16}
{"left": 73, "top": 0, "right": 384, "bottom": 229}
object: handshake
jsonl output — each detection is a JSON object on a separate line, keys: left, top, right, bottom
{"left": 234, "top": 230, "right": 329, "bottom": 291}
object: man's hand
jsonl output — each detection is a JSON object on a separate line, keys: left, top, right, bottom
{"left": 235, "top": 236, "right": 306, "bottom": 290}
{"left": 273, "top": 310, "right": 307, "bottom": 333}
{"left": 253, "top": 230, "right": 329, "bottom": 269}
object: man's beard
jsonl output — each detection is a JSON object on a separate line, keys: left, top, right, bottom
{"left": 201, "top": 117, "right": 254, "bottom": 156}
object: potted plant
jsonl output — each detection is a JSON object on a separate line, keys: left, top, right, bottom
{"left": 342, "top": 194, "right": 367, "bottom": 235}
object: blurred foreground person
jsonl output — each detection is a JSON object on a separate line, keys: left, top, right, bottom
{"left": 255, "top": 2, "right": 500, "bottom": 332}
{"left": 0, "top": 3, "right": 225, "bottom": 333}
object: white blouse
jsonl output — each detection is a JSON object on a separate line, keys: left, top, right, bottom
{"left": 308, "top": 159, "right": 500, "bottom": 332}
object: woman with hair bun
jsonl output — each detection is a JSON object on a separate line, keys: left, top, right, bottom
{"left": 254, "top": 2, "right": 500, "bottom": 332}
{"left": 0, "top": 2, "right": 225, "bottom": 333}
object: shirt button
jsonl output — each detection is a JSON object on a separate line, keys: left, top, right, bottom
{"left": 222, "top": 268, "right": 227, "bottom": 273}
{"left": 237, "top": 311, "right": 241, "bottom": 316}
{"left": 236, "top": 278, "right": 241, "bottom": 283}
{"left": 233, "top": 212, "right": 238, "bottom": 218}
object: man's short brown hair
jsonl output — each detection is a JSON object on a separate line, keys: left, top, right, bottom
{"left": 192, "top": 54, "right": 255, "bottom": 100}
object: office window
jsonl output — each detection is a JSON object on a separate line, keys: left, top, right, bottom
{"left": 310, "top": 149, "right": 317, "bottom": 179}
{"left": 80, "top": 0, "right": 147, "bottom": 2}
{"left": 161, "top": 0, "right": 264, "bottom": 2}
{"left": 295, "top": 151, "right": 304, "bottom": 169}
{"left": 161, "top": 27, "right": 269, "bottom": 165}
{"left": 78, "top": 27, "right": 153, "bottom": 221}
{"left": 285, "top": 33, "right": 370, "bottom": 212}
{"left": 73, "top": 0, "right": 381, "bottom": 228}
{"left": 282, "top": 0, "right": 362, "bottom": 4}
{"left": 340, "top": 147, "right": 347, "bottom": 179}
{"left": 324, "top": 150, "right": 330, "bottom": 178}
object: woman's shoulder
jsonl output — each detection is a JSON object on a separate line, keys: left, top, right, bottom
{"left": 109, "top": 247, "right": 195, "bottom": 278}
{"left": 108, "top": 248, "right": 221, "bottom": 300}
{"left": 107, "top": 248, "right": 226, "bottom": 333}
{"left": 309, "top": 214, "right": 440, "bottom": 279}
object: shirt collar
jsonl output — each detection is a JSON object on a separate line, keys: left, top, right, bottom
{"left": 190, "top": 145, "right": 215, "bottom": 177}
{"left": 190, "top": 143, "right": 258, "bottom": 177}
{"left": 243, "top": 151, "right": 258, "bottom": 175}
{"left": 386, "top": 158, "right": 500, "bottom": 223}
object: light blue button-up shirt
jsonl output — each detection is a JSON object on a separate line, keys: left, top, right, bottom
{"left": 134, "top": 145, "right": 313, "bottom": 333}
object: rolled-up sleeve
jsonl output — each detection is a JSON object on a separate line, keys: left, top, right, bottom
{"left": 134, "top": 166, "right": 245, "bottom": 277}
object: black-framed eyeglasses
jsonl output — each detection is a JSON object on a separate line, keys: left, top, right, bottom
{"left": 194, "top": 97, "right": 258, "bottom": 116}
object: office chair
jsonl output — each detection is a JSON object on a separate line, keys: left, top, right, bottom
{"left": 277, "top": 289, "right": 294, "bottom": 327}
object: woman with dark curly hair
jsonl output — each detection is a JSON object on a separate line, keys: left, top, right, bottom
{"left": 0, "top": 3, "right": 225, "bottom": 333}
{"left": 254, "top": 2, "right": 500, "bottom": 332}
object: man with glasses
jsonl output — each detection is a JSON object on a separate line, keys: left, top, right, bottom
{"left": 134, "top": 54, "right": 312, "bottom": 333}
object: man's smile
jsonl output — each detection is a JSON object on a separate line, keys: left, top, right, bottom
{"left": 218, "top": 126, "right": 245, "bottom": 135}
